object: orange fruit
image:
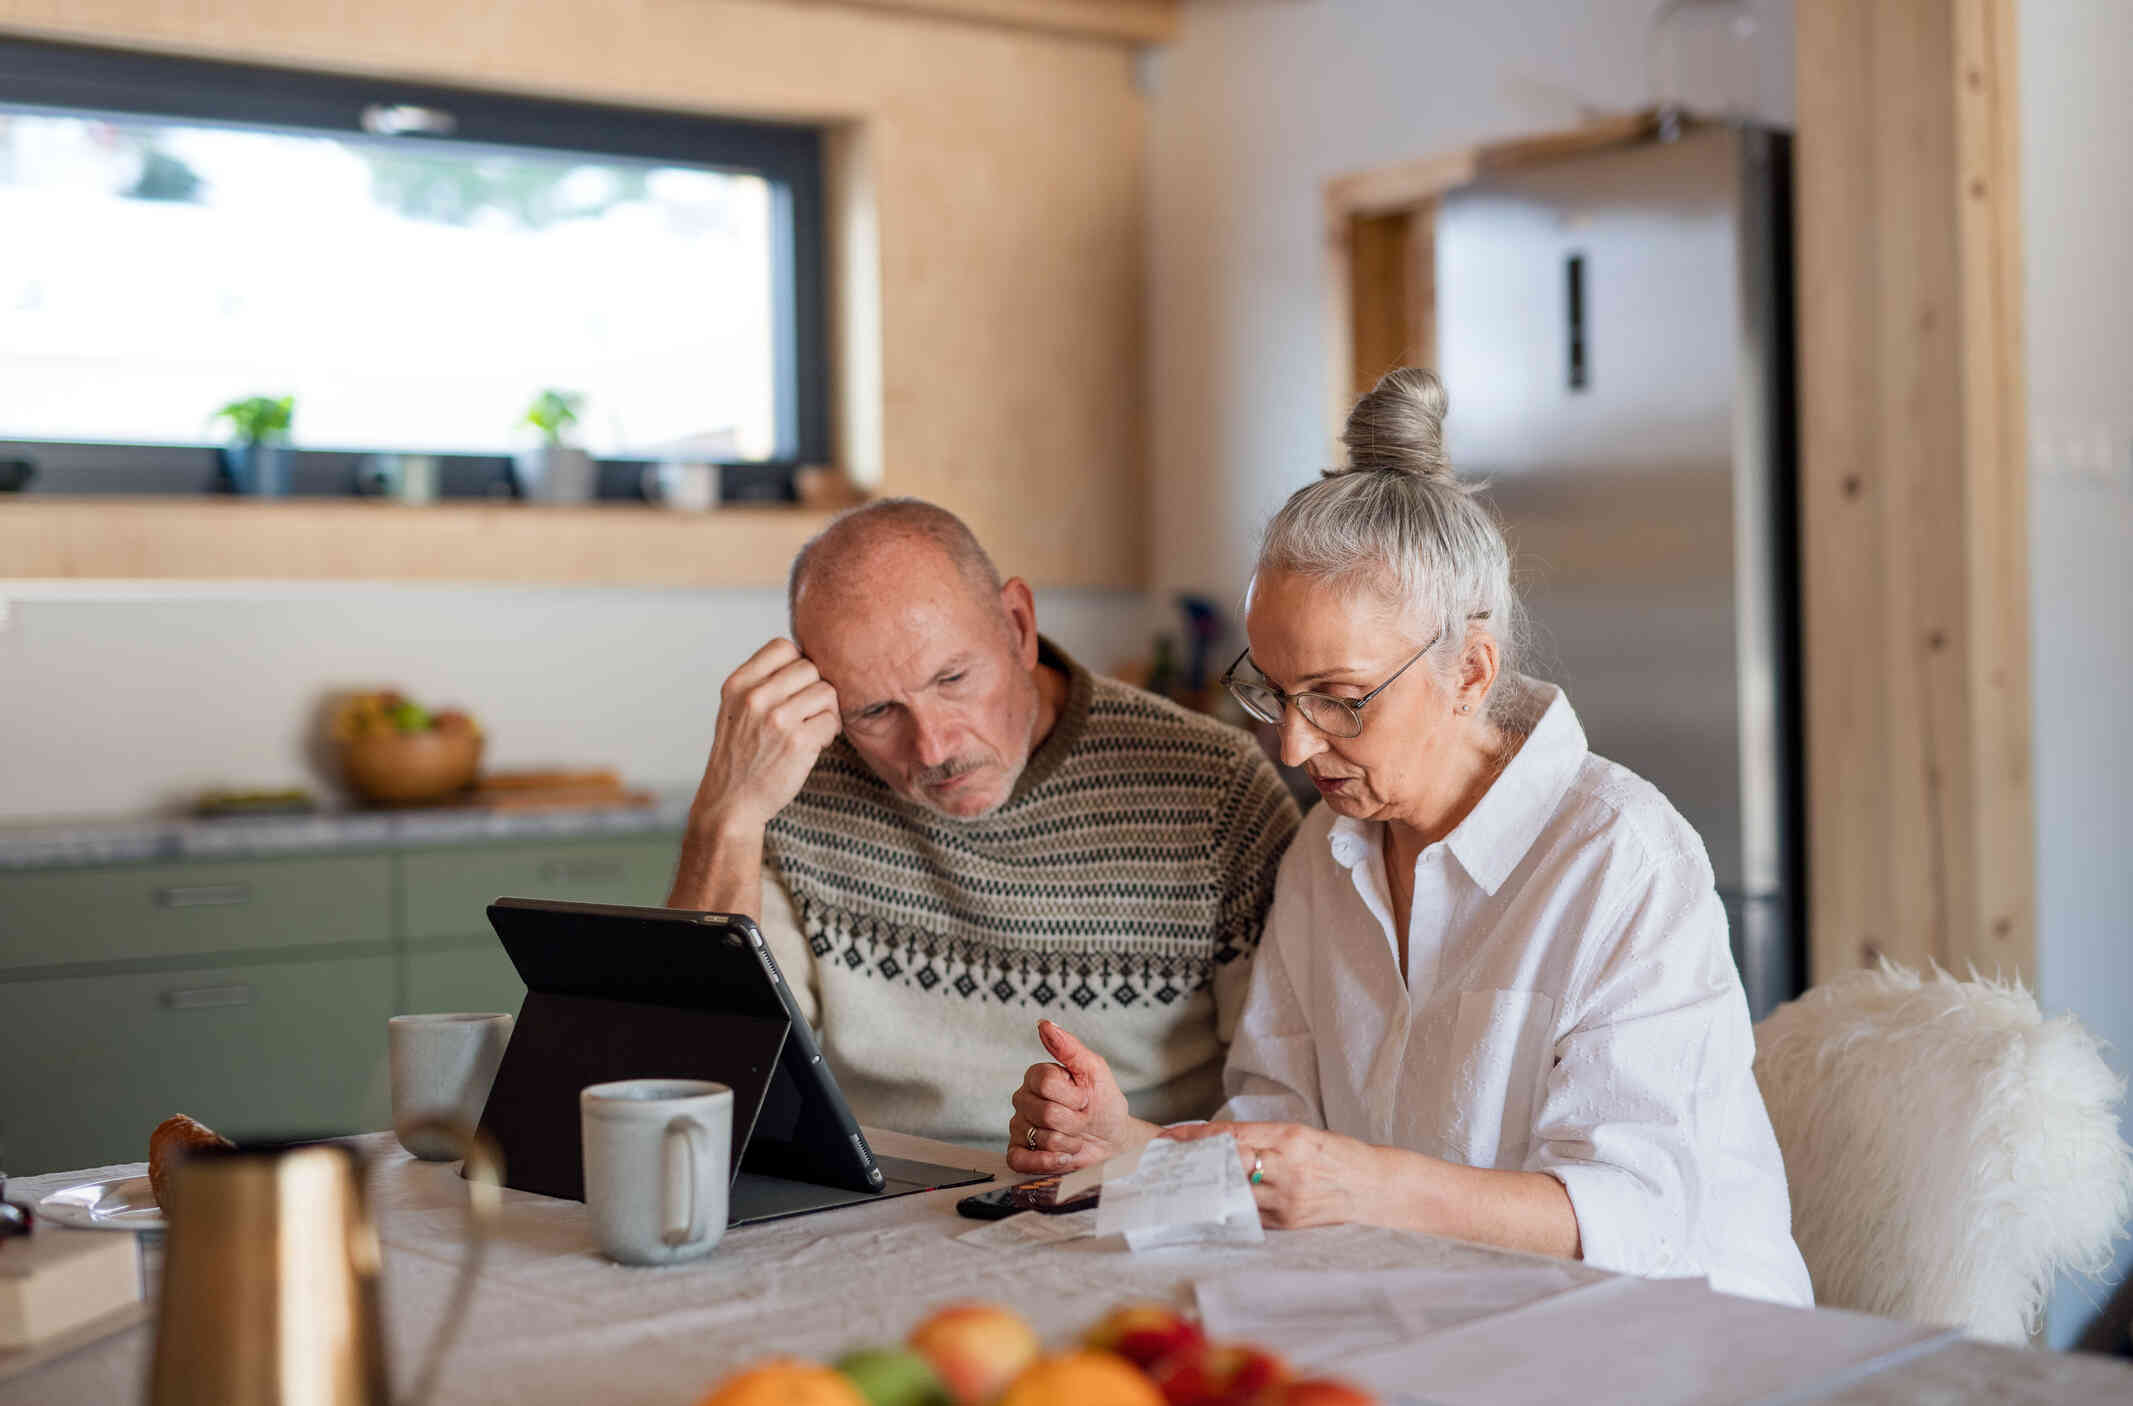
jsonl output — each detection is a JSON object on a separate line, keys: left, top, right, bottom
{"left": 699, "top": 1359, "right": 869, "bottom": 1406}
{"left": 998, "top": 1350, "right": 1166, "bottom": 1406}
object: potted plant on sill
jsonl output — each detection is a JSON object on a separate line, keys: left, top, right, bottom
{"left": 514, "top": 388, "right": 595, "bottom": 502}
{"left": 213, "top": 394, "right": 296, "bottom": 496}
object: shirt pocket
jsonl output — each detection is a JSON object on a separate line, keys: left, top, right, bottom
{"left": 1444, "top": 988, "right": 1559, "bottom": 1169}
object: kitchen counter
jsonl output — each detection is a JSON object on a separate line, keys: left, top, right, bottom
{"left": 0, "top": 793, "right": 692, "bottom": 872}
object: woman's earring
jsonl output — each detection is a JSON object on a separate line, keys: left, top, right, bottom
{"left": 1458, "top": 703, "right": 1471, "bottom": 715}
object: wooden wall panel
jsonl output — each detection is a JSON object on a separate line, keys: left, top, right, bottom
{"left": 1346, "top": 211, "right": 1415, "bottom": 397}
{"left": 799, "top": 0, "right": 1178, "bottom": 44}
{"left": 0, "top": 0, "right": 1149, "bottom": 588}
{"left": 0, "top": 500, "right": 839, "bottom": 587}
{"left": 1951, "top": 0, "right": 2033, "bottom": 984}
{"left": 1794, "top": 0, "right": 2032, "bottom": 983}
{"left": 1338, "top": 203, "right": 1436, "bottom": 402}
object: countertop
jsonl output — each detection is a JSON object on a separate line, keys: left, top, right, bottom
{"left": 0, "top": 793, "right": 693, "bottom": 872}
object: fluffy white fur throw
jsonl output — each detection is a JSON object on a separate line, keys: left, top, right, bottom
{"left": 1753, "top": 963, "right": 2133, "bottom": 1343}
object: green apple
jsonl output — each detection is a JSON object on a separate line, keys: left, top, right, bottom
{"left": 835, "top": 1346, "right": 953, "bottom": 1406}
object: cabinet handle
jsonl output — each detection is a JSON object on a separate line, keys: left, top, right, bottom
{"left": 161, "top": 983, "right": 255, "bottom": 1011}
{"left": 154, "top": 883, "right": 253, "bottom": 909}
{"left": 536, "top": 858, "right": 624, "bottom": 884}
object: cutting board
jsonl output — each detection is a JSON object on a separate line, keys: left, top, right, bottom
{"left": 461, "top": 769, "right": 656, "bottom": 811}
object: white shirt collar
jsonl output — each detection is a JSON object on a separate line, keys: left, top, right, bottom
{"left": 1322, "top": 680, "right": 1589, "bottom": 896}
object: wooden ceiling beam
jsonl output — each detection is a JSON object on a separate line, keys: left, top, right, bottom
{"left": 783, "top": 0, "right": 1180, "bottom": 45}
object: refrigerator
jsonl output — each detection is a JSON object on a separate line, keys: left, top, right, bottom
{"left": 1433, "top": 122, "right": 1801, "bottom": 1019}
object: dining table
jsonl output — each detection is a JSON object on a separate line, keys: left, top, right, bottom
{"left": 4, "top": 1127, "right": 2129, "bottom": 1405}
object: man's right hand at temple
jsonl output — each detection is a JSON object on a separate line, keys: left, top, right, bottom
{"left": 690, "top": 638, "right": 842, "bottom": 832}
{"left": 667, "top": 638, "right": 840, "bottom": 912}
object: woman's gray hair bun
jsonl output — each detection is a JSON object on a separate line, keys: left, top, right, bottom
{"left": 1336, "top": 366, "right": 1454, "bottom": 480}
{"left": 1255, "top": 367, "right": 1529, "bottom": 720}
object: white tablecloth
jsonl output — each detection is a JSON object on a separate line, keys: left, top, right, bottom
{"left": 5, "top": 1130, "right": 2129, "bottom": 1404}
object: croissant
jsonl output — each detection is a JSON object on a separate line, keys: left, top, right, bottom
{"left": 148, "top": 1113, "right": 233, "bottom": 1212}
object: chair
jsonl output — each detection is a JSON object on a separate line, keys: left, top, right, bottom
{"left": 1752, "top": 963, "right": 2133, "bottom": 1342}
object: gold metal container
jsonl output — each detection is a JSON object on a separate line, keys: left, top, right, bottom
{"left": 150, "top": 1130, "right": 495, "bottom": 1406}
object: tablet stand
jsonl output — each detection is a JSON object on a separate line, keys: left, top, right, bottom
{"left": 477, "top": 989, "right": 791, "bottom": 1204}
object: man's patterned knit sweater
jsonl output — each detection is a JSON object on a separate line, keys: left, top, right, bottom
{"left": 757, "top": 639, "right": 1301, "bottom": 1147}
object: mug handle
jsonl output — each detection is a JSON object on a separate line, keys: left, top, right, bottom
{"left": 662, "top": 1115, "right": 714, "bottom": 1247}
{"left": 397, "top": 1121, "right": 503, "bottom": 1406}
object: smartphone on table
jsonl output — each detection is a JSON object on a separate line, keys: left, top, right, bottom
{"left": 955, "top": 1173, "right": 1100, "bottom": 1220}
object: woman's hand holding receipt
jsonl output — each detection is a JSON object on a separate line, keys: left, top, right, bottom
{"left": 1007, "top": 1021, "right": 1159, "bottom": 1174}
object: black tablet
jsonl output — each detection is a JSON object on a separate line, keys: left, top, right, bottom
{"left": 477, "top": 897, "right": 991, "bottom": 1224}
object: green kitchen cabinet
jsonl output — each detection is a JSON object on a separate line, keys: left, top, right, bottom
{"left": 397, "top": 836, "right": 681, "bottom": 940}
{"left": 0, "top": 854, "right": 393, "bottom": 973}
{"left": 402, "top": 939, "right": 527, "bottom": 1018}
{"left": 0, "top": 830, "right": 682, "bottom": 1174}
{"left": 0, "top": 952, "right": 396, "bottom": 1175}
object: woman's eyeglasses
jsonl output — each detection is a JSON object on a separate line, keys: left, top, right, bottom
{"left": 1220, "top": 631, "right": 1439, "bottom": 740}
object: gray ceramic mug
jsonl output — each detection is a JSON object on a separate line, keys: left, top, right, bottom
{"left": 580, "top": 1079, "right": 732, "bottom": 1266}
{"left": 389, "top": 1012, "right": 513, "bottom": 1160}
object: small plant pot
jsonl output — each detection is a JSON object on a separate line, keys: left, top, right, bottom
{"left": 223, "top": 443, "right": 290, "bottom": 496}
{"left": 512, "top": 446, "right": 596, "bottom": 503}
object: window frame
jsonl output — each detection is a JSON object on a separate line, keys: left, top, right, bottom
{"left": 0, "top": 35, "right": 829, "bottom": 475}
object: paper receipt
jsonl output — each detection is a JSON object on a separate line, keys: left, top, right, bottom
{"left": 1092, "top": 1133, "right": 1264, "bottom": 1251}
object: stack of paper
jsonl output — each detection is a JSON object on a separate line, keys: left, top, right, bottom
{"left": 1195, "top": 1265, "right": 1585, "bottom": 1373}
{"left": 1327, "top": 1275, "right": 1955, "bottom": 1406}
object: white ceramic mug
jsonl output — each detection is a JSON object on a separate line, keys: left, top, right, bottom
{"left": 389, "top": 1012, "right": 513, "bottom": 1161}
{"left": 639, "top": 460, "right": 719, "bottom": 511}
{"left": 580, "top": 1079, "right": 732, "bottom": 1266}
{"left": 359, "top": 453, "right": 440, "bottom": 505}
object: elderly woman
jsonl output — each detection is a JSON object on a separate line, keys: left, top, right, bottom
{"left": 1008, "top": 368, "right": 1812, "bottom": 1306}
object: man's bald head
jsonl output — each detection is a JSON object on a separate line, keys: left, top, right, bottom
{"left": 787, "top": 498, "right": 1005, "bottom": 639}
{"left": 782, "top": 499, "right": 1053, "bottom": 818}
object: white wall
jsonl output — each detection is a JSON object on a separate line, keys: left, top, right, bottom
{"left": 0, "top": 583, "right": 1146, "bottom": 820}
{"left": 2020, "top": 0, "right": 2133, "bottom": 1349}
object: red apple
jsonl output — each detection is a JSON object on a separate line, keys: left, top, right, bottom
{"left": 1149, "top": 1343, "right": 1289, "bottom": 1406}
{"left": 1149, "top": 1344, "right": 1217, "bottom": 1406}
{"left": 1082, "top": 1303, "right": 1206, "bottom": 1371}
{"left": 907, "top": 1302, "right": 1042, "bottom": 1405}
{"left": 1211, "top": 1345, "right": 1288, "bottom": 1405}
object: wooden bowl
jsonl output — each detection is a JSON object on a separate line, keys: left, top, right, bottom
{"left": 338, "top": 729, "right": 483, "bottom": 805}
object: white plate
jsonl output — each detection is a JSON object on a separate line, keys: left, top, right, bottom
{"left": 36, "top": 1176, "right": 165, "bottom": 1232}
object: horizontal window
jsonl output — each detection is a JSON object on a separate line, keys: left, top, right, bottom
{"left": 0, "top": 37, "right": 827, "bottom": 487}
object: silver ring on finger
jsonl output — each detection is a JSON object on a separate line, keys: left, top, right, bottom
{"left": 1026, "top": 1124, "right": 1038, "bottom": 1149}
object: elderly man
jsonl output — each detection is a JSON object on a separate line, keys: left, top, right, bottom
{"left": 668, "top": 498, "right": 1299, "bottom": 1147}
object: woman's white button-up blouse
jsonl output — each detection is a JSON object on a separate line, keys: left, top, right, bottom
{"left": 1216, "top": 681, "right": 1814, "bottom": 1307}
